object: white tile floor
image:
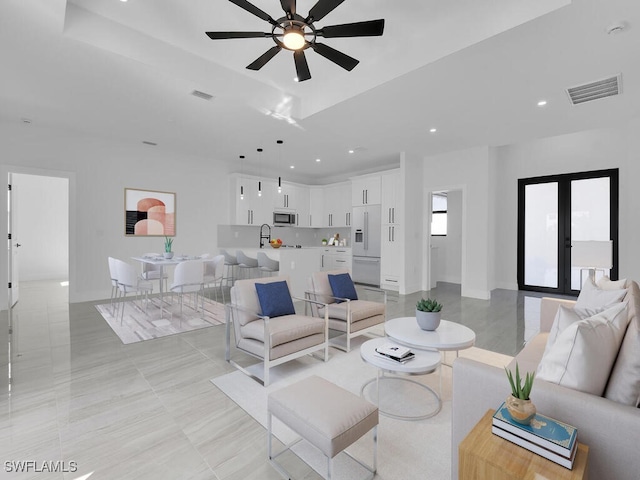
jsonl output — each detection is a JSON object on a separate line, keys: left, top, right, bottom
{"left": 0, "top": 280, "right": 571, "bottom": 479}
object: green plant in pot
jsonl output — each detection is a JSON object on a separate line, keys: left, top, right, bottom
{"left": 415, "top": 298, "right": 442, "bottom": 331}
{"left": 504, "top": 362, "right": 536, "bottom": 425}
{"left": 163, "top": 236, "right": 174, "bottom": 259}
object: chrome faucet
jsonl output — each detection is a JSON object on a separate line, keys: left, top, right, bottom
{"left": 259, "top": 224, "right": 271, "bottom": 248}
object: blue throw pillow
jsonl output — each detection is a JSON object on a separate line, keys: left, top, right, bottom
{"left": 255, "top": 281, "right": 295, "bottom": 318}
{"left": 328, "top": 273, "right": 358, "bottom": 303}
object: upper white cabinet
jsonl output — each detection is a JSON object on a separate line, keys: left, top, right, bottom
{"left": 309, "top": 187, "right": 324, "bottom": 228}
{"left": 324, "top": 182, "right": 351, "bottom": 227}
{"left": 230, "top": 175, "right": 275, "bottom": 225}
{"left": 278, "top": 182, "right": 310, "bottom": 226}
{"left": 381, "top": 170, "right": 401, "bottom": 225}
{"left": 352, "top": 175, "right": 381, "bottom": 206}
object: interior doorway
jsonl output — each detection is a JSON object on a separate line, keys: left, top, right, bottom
{"left": 429, "top": 189, "right": 463, "bottom": 289}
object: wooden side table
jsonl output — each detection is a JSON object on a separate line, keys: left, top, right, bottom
{"left": 459, "top": 410, "right": 589, "bottom": 480}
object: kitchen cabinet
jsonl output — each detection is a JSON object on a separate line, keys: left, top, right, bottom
{"left": 324, "top": 182, "right": 351, "bottom": 227}
{"left": 277, "top": 182, "right": 310, "bottom": 226}
{"left": 309, "top": 187, "right": 324, "bottom": 227}
{"left": 230, "top": 175, "right": 274, "bottom": 225}
{"left": 320, "top": 248, "right": 352, "bottom": 272}
{"left": 380, "top": 171, "right": 403, "bottom": 290}
{"left": 352, "top": 175, "right": 381, "bottom": 206}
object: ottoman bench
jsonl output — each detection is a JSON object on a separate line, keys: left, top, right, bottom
{"left": 267, "top": 375, "right": 379, "bottom": 479}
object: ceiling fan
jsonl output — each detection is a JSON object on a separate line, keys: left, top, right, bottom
{"left": 206, "top": 0, "right": 385, "bottom": 82}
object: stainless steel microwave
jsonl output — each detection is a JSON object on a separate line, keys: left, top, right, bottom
{"left": 273, "top": 211, "right": 297, "bottom": 226}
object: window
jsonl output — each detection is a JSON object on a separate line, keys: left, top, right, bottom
{"left": 431, "top": 193, "right": 447, "bottom": 236}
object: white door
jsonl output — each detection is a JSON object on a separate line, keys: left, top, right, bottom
{"left": 8, "top": 174, "right": 19, "bottom": 306}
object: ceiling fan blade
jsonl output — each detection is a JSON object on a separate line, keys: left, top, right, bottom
{"left": 280, "top": 0, "right": 296, "bottom": 17}
{"left": 318, "top": 19, "right": 385, "bottom": 38}
{"left": 206, "top": 31, "right": 270, "bottom": 40}
{"left": 246, "top": 46, "right": 282, "bottom": 70}
{"left": 229, "top": 0, "right": 277, "bottom": 26}
{"left": 305, "top": 0, "right": 345, "bottom": 23}
{"left": 311, "top": 43, "right": 359, "bottom": 71}
{"left": 293, "top": 50, "right": 311, "bottom": 82}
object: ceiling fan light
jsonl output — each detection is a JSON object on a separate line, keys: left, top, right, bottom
{"left": 283, "top": 29, "right": 305, "bottom": 50}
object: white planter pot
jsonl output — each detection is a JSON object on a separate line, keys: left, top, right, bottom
{"left": 163, "top": 251, "right": 174, "bottom": 259}
{"left": 416, "top": 310, "right": 441, "bottom": 331}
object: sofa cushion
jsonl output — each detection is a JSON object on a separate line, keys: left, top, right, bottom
{"left": 597, "top": 276, "right": 627, "bottom": 290}
{"left": 574, "top": 277, "right": 626, "bottom": 318}
{"left": 537, "top": 301, "right": 629, "bottom": 396}
{"left": 544, "top": 305, "right": 582, "bottom": 355}
{"left": 320, "top": 300, "right": 385, "bottom": 322}
{"left": 240, "top": 314, "right": 325, "bottom": 348}
{"left": 604, "top": 280, "right": 640, "bottom": 406}
{"left": 255, "top": 280, "right": 295, "bottom": 318}
{"left": 328, "top": 273, "right": 358, "bottom": 303}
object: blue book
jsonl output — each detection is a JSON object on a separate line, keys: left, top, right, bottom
{"left": 492, "top": 402, "right": 578, "bottom": 458}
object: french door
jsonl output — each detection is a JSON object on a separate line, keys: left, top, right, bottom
{"left": 517, "top": 169, "right": 618, "bottom": 295}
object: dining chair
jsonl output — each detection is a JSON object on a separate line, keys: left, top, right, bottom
{"left": 139, "top": 252, "right": 168, "bottom": 293}
{"left": 307, "top": 269, "right": 386, "bottom": 352}
{"left": 108, "top": 256, "right": 120, "bottom": 315}
{"left": 257, "top": 251, "right": 280, "bottom": 277}
{"left": 169, "top": 260, "right": 205, "bottom": 325}
{"left": 236, "top": 250, "right": 258, "bottom": 280}
{"left": 203, "top": 254, "right": 225, "bottom": 303}
{"left": 114, "top": 258, "right": 154, "bottom": 324}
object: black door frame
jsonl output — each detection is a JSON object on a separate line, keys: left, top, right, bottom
{"left": 517, "top": 168, "right": 619, "bottom": 295}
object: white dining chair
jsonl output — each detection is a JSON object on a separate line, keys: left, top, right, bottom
{"left": 114, "top": 258, "right": 154, "bottom": 324}
{"left": 170, "top": 260, "right": 205, "bottom": 325}
{"left": 203, "top": 254, "right": 225, "bottom": 303}
{"left": 139, "top": 252, "right": 168, "bottom": 293}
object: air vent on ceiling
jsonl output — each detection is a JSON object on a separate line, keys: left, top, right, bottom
{"left": 566, "top": 74, "right": 621, "bottom": 105}
{"left": 142, "top": 141, "right": 157, "bottom": 146}
{"left": 191, "top": 90, "right": 214, "bottom": 101}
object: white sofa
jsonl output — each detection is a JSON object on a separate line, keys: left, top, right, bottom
{"left": 452, "top": 281, "right": 640, "bottom": 480}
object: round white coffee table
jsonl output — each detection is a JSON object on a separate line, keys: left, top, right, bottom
{"left": 360, "top": 337, "right": 442, "bottom": 420}
{"left": 385, "top": 317, "right": 476, "bottom": 355}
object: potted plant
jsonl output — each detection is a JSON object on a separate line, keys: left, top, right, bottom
{"left": 321, "top": 238, "right": 328, "bottom": 246}
{"left": 163, "top": 236, "right": 174, "bottom": 259}
{"left": 504, "top": 362, "right": 536, "bottom": 425}
{"left": 415, "top": 298, "right": 442, "bottom": 331}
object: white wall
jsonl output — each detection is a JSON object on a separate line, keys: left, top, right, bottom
{"left": 13, "top": 173, "right": 68, "bottom": 281}
{"left": 492, "top": 119, "right": 640, "bottom": 288}
{"left": 423, "top": 146, "right": 492, "bottom": 299}
{"left": 431, "top": 189, "right": 462, "bottom": 285}
{"left": 1, "top": 122, "right": 233, "bottom": 308}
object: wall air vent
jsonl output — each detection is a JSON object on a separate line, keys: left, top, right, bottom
{"left": 191, "top": 90, "right": 214, "bottom": 101}
{"left": 566, "top": 74, "right": 621, "bottom": 105}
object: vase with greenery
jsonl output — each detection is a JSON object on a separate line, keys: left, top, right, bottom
{"left": 504, "top": 362, "right": 536, "bottom": 424}
{"left": 415, "top": 298, "right": 442, "bottom": 331}
{"left": 163, "top": 236, "right": 174, "bottom": 259}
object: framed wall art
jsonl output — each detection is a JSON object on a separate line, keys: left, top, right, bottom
{"left": 125, "top": 188, "right": 176, "bottom": 236}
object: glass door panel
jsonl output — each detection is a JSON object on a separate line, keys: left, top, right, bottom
{"left": 524, "top": 182, "right": 558, "bottom": 288}
{"left": 570, "top": 177, "right": 611, "bottom": 289}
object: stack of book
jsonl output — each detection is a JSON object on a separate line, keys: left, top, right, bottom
{"left": 374, "top": 343, "right": 415, "bottom": 363}
{"left": 492, "top": 402, "right": 578, "bottom": 469}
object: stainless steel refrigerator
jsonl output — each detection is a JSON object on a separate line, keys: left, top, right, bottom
{"left": 352, "top": 205, "right": 381, "bottom": 286}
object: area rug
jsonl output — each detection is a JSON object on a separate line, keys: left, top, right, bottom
{"left": 211, "top": 335, "right": 513, "bottom": 480}
{"left": 96, "top": 295, "right": 225, "bottom": 344}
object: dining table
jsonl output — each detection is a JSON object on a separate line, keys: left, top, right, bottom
{"left": 131, "top": 254, "right": 201, "bottom": 318}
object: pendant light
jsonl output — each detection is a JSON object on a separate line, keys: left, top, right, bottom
{"left": 257, "top": 148, "right": 263, "bottom": 197}
{"left": 239, "top": 155, "right": 245, "bottom": 200}
{"left": 277, "top": 140, "right": 284, "bottom": 194}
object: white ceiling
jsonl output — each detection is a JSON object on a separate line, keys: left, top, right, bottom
{"left": 1, "top": 0, "right": 639, "bottom": 184}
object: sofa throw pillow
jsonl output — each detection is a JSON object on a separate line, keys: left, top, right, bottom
{"left": 574, "top": 277, "right": 626, "bottom": 318}
{"left": 255, "top": 281, "right": 295, "bottom": 318}
{"left": 328, "top": 273, "right": 358, "bottom": 304}
{"left": 543, "top": 305, "right": 582, "bottom": 356}
{"left": 597, "top": 276, "right": 627, "bottom": 290}
{"left": 537, "top": 301, "right": 629, "bottom": 396}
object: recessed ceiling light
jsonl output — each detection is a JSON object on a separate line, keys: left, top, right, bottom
{"left": 316, "top": 158, "right": 321, "bottom": 162}
{"left": 429, "top": 128, "right": 437, "bottom": 133}
{"left": 293, "top": 77, "right": 299, "bottom": 82}
{"left": 537, "top": 100, "right": 547, "bottom": 107}
{"left": 348, "top": 150, "right": 354, "bottom": 154}
{"left": 120, "top": 0, "right": 128, "bottom": 2}
{"left": 290, "top": 165, "right": 295, "bottom": 169}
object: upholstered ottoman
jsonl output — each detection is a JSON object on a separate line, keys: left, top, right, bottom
{"left": 267, "top": 375, "right": 378, "bottom": 479}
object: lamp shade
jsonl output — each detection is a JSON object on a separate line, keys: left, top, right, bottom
{"left": 571, "top": 240, "right": 613, "bottom": 268}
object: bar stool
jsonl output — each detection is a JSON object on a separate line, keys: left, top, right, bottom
{"left": 220, "top": 249, "right": 239, "bottom": 286}
{"left": 257, "top": 251, "right": 280, "bottom": 277}
{"left": 236, "top": 250, "right": 258, "bottom": 280}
